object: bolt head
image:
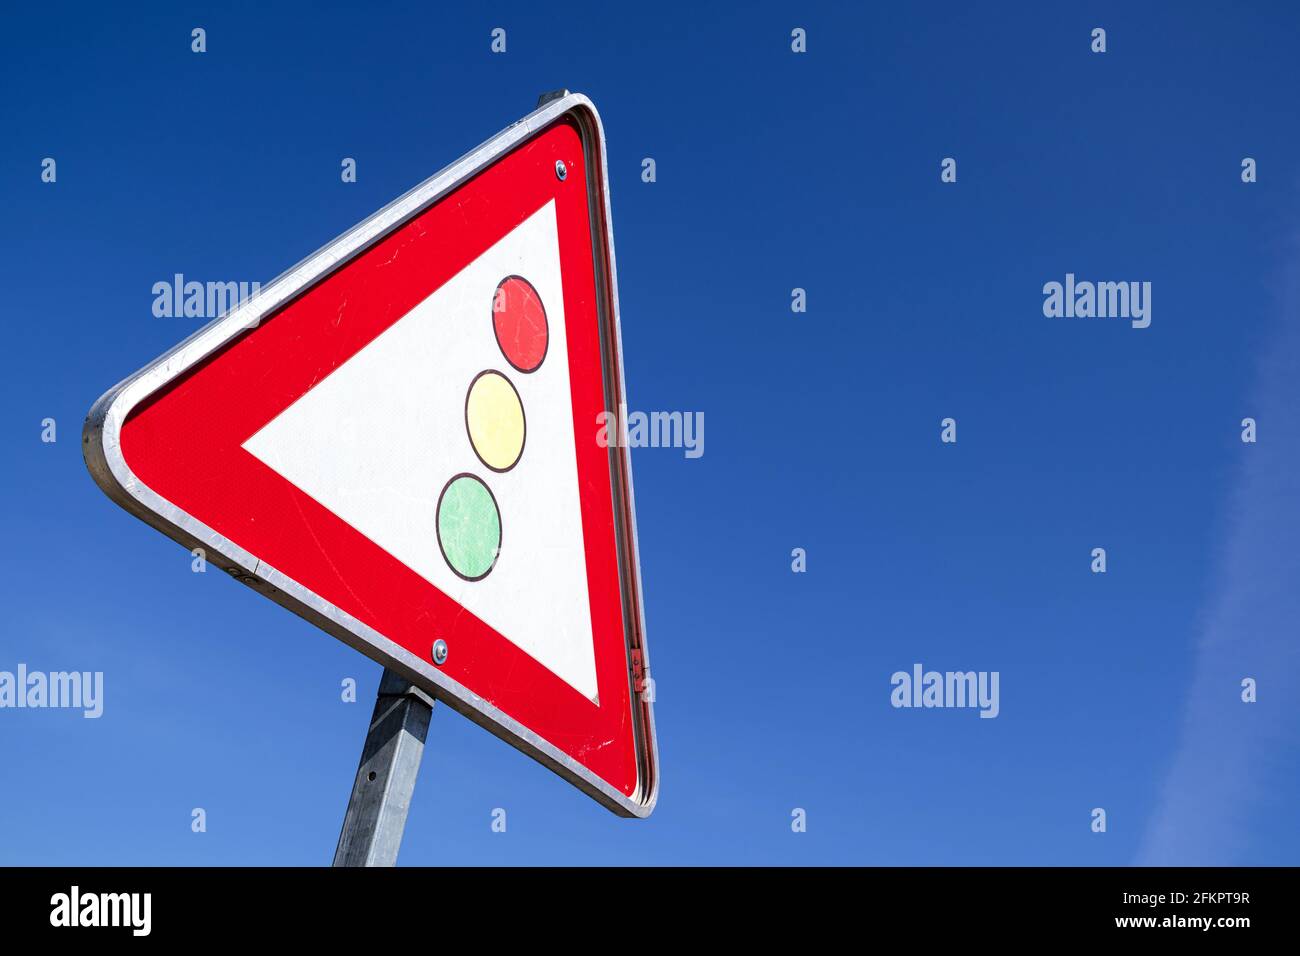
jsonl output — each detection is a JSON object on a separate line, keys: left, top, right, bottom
{"left": 555, "top": 160, "right": 567, "bottom": 181}
{"left": 432, "top": 639, "right": 448, "bottom": 665}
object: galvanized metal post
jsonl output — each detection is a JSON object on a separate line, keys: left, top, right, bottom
{"left": 332, "top": 668, "right": 434, "bottom": 867}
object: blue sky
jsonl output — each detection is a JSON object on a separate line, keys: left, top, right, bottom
{"left": 1, "top": 1, "right": 1298, "bottom": 865}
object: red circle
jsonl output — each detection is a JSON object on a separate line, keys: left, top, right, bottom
{"left": 492, "top": 276, "right": 548, "bottom": 373}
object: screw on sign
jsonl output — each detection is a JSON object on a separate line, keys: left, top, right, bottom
{"left": 83, "top": 92, "right": 658, "bottom": 864}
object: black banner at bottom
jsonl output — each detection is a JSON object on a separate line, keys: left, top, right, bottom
{"left": 0, "top": 866, "right": 1277, "bottom": 940}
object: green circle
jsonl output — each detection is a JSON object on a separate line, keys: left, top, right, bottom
{"left": 436, "top": 475, "right": 501, "bottom": 580}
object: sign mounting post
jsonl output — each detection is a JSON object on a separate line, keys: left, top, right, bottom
{"left": 85, "top": 91, "right": 659, "bottom": 858}
{"left": 333, "top": 669, "right": 434, "bottom": 867}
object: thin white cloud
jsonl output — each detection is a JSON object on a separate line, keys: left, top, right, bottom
{"left": 1137, "top": 254, "right": 1300, "bottom": 865}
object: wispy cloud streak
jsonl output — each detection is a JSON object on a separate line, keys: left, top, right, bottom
{"left": 1137, "top": 249, "right": 1300, "bottom": 865}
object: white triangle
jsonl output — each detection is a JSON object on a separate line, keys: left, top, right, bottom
{"left": 243, "top": 200, "right": 599, "bottom": 701}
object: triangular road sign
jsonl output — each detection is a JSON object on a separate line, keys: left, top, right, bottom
{"left": 84, "top": 93, "right": 658, "bottom": 817}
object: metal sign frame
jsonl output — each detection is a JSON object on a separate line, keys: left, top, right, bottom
{"left": 83, "top": 92, "right": 658, "bottom": 818}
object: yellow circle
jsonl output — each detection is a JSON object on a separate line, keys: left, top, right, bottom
{"left": 466, "top": 371, "right": 525, "bottom": 471}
